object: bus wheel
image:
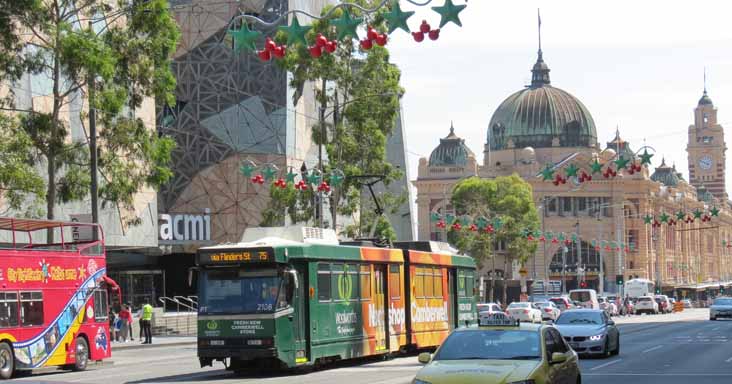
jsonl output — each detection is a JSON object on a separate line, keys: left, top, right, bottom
{"left": 0, "top": 342, "right": 14, "bottom": 380}
{"left": 72, "top": 337, "right": 89, "bottom": 371}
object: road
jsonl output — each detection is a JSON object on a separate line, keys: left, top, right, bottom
{"left": 14, "top": 309, "right": 732, "bottom": 384}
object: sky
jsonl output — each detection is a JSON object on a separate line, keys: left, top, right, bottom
{"left": 386, "top": 0, "right": 732, "bottom": 194}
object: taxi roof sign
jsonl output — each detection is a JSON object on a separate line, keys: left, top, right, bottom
{"left": 479, "top": 312, "right": 519, "bottom": 327}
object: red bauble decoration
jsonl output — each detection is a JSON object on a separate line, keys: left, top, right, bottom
{"left": 315, "top": 33, "right": 327, "bottom": 48}
{"left": 628, "top": 168, "right": 635, "bottom": 175}
{"left": 265, "top": 37, "right": 276, "bottom": 52}
{"left": 420, "top": 20, "right": 431, "bottom": 34}
{"left": 469, "top": 224, "right": 477, "bottom": 232}
{"left": 273, "top": 45, "right": 285, "bottom": 59}
{"left": 412, "top": 31, "right": 425, "bottom": 42}
{"left": 452, "top": 222, "right": 462, "bottom": 231}
{"left": 367, "top": 26, "right": 378, "bottom": 41}
{"left": 325, "top": 40, "right": 337, "bottom": 53}
{"left": 428, "top": 29, "right": 440, "bottom": 41}
{"left": 258, "top": 49, "right": 271, "bottom": 61}
{"left": 309, "top": 45, "right": 322, "bottom": 58}
{"left": 360, "top": 39, "right": 373, "bottom": 50}
{"left": 527, "top": 235, "right": 534, "bottom": 241}
{"left": 375, "top": 33, "right": 388, "bottom": 46}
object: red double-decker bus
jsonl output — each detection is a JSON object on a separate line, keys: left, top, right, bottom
{"left": 0, "top": 217, "right": 120, "bottom": 379}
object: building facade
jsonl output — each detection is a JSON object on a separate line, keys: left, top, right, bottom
{"left": 415, "top": 47, "right": 732, "bottom": 300}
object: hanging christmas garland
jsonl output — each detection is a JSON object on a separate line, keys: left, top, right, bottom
{"left": 239, "top": 160, "right": 345, "bottom": 193}
{"left": 538, "top": 146, "right": 656, "bottom": 186}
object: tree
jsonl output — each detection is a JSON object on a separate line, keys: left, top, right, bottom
{"left": 449, "top": 174, "right": 539, "bottom": 278}
{"left": 0, "top": 0, "right": 179, "bottom": 236}
{"left": 0, "top": 114, "right": 45, "bottom": 215}
{"left": 261, "top": 1, "right": 405, "bottom": 241}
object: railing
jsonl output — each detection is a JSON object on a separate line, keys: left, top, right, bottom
{"left": 158, "top": 296, "right": 180, "bottom": 312}
{"left": 154, "top": 296, "right": 198, "bottom": 336}
{"left": 173, "top": 296, "right": 198, "bottom": 312}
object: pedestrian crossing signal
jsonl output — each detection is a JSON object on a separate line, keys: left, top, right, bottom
{"left": 616, "top": 275, "right": 624, "bottom": 285}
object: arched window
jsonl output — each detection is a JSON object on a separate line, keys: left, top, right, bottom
{"left": 563, "top": 121, "right": 581, "bottom": 147}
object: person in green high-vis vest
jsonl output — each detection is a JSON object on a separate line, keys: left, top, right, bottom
{"left": 141, "top": 302, "right": 153, "bottom": 344}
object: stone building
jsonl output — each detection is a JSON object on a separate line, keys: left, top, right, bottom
{"left": 414, "top": 46, "right": 732, "bottom": 299}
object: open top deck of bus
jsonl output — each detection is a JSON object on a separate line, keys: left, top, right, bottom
{"left": 0, "top": 216, "right": 104, "bottom": 252}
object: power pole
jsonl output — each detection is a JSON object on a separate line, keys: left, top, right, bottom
{"left": 88, "top": 22, "right": 99, "bottom": 240}
{"left": 317, "top": 78, "right": 326, "bottom": 228}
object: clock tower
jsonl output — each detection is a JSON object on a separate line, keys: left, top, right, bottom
{"left": 687, "top": 88, "right": 727, "bottom": 202}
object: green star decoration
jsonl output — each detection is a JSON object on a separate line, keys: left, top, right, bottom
{"left": 306, "top": 171, "right": 321, "bottom": 185}
{"left": 431, "top": 0, "right": 467, "bottom": 28}
{"left": 240, "top": 162, "right": 257, "bottom": 177}
{"left": 430, "top": 212, "right": 442, "bottom": 222}
{"left": 558, "top": 232, "right": 566, "bottom": 242}
{"left": 565, "top": 163, "right": 579, "bottom": 177}
{"left": 278, "top": 16, "right": 312, "bottom": 47}
{"left": 693, "top": 209, "right": 703, "bottom": 219}
{"left": 541, "top": 164, "right": 555, "bottom": 181}
{"left": 614, "top": 155, "right": 630, "bottom": 170}
{"left": 676, "top": 210, "right": 686, "bottom": 220}
{"left": 286, "top": 170, "right": 298, "bottom": 183}
{"left": 660, "top": 212, "right": 670, "bottom": 223}
{"left": 228, "top": 23, "right": 261, "bottom": 53}
{"left": 329, "top": 171, "right": 345, "bottom": 187}
{"left": 384, "top": 0, "right": 414, "bottom": 34}
{"left": 643, "top": 214, "right": 653, "bottom": 224}
{"left": 446, "top": 214, "right": 456, "bottom": 224}
{"left": 590, "top": 159, "right": 603, "bottom": 174}
{"left": 711, "top": 207, "right": 720, "bottom": 217}
{"left": 460, "top": 216, "right": 471, "bottom": 226}
{"left": 639, "top": 149, "right": 654, "bottom": 166}
{"left": 475, "top": 217, "right": 489, "bottom": 230}
{"left": 330, "top": 9, "right": 362, "bottom": 40}
{"left": 262, "top": 166, "right": 277, "bottom": 181}
{"left": 493, "top": 217, "right": 503, "bottom": 230}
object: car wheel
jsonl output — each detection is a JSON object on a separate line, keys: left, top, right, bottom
{"left": 603, "top": 339, "right": 612, "bottom": 358}
{"left": 0, "top": 342, "right": 14, "bottom": 380}
{"left": 612, "top": 337, "right": 620, "bottom": 356}
{"left": 710, "top": 316, "right": 717, "bottom": 321}
{"left": 577, "top": 373, "right": 582, "bottom": 384}
{"left": 72, "top": 337, "right": 88, "bottom": 372}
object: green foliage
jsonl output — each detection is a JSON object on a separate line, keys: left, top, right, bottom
{"left": 0, "top": 0, "right": 179, "bottom": 224}
{"left": 0, "top": 114, "right": 45, "bottom": 215}
{"left": 266, "top": 1, "right": 405, "bottom": 239}
{"left": 449, "top": 175, "right": 540, "bottom": 265}
{"left": 261, "top": 183, "right": 314, "bottom": 227}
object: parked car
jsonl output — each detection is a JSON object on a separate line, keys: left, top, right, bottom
{"left": 477, "top": 302, "right": 503, "bottom": 315}
{"left": 654, "top": 295, "right": 672, "bottom": 314}
{"left": 682, "top": 299, "right": 693, "bottom": 308}
{"left": 635, "top": 295, "right": 659, "bottom": 314}
{"left": 554, "top": 309, "right": 620, "bottom": 358}
{"left": 536, "top": 301, "right": 562, "bottom": 321}
{"left": 549, "top": 297, "right": 574, "bottom": 311}
{"left": 709, "top": 297, "right": 732, "bottom": 320}
{"left": 506, "top": 302, "right": 543, "bottom": 323}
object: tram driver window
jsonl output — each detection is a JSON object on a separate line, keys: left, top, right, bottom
{"left": 277, "top": 272, "right": 295, "bottom": 309}
{"left": 20, "top": 291, "right": 43, "bottom": 327}
{"left": 0, "top": 292, "right": 19, "bottom": 328}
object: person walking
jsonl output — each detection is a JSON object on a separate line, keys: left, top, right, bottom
{"left": 126, "top": 303, "right": 134, "bottom": 341}
{"left": 118, "top": 305, "right": 132, "bottom": 342}
{"left": 141, "top": 302, "right": 153, "bottom": 344}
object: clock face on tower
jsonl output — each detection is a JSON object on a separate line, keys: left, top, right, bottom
{"left": 699, "top": 155, "right": 713, "bottom": 170}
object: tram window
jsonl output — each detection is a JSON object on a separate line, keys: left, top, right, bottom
{"left": 317, "top": 263, "right": 331, "bottom": 301}
{"left": 332, "top": 263, "right": 345, "bottom": 302}
{"left": 415, "top": 268, "right": 425, "bottom": 298}
{"left": 464, "top": 272, "right": 474, "bottom": 297}
{"left": 434, "top": 268, "right": 443, "bottom": 297}
{"left": 424, "top": 268, "right": 434, "bottom": 298}
{"left": 389, "top": 265, "right": 400, "bottom": 299}
{"left": 360, "top": 265, "right": 371, "bottom": 300}
{"left": 20, "top": 291, "right": 43, "bottom": 327}
{"left": 93, "top": 289, "right": 109, "bottom": 322}
{"left": 0, "top": 292, "right": 19, "bottom": 328}
{"left": 346, "top": 264, "right": 359, "bottom": 301}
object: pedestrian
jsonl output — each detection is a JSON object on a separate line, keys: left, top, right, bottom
{"left": 140, "top": 301, "right": 153, "bottom": 344}
{"left": 126, "top": 303, "right": 134, "bottom": 341}
{"left": 118, "top": 305, "right": 132, "bottom": 342}
{"left": 113, "top": 312, "right": 122, "bottom": 342}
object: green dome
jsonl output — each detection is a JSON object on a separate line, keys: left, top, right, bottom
{"left": 429, "top": 124, "right": 473, "bottom": 167}
{"left": 697, "top": 184, "right": 714, "bottom": 203}
{"left": 488, "top": 52, "right": 597, "bottom": 151}
{"left": 699, "top": 90, "right": 713, "bottom": 106}
{"left": 650, "top": 158, "right": 679, "bottom": 187}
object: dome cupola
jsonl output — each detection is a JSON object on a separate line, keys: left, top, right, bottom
{"left": 651, "top": 158, "right": 680, "bottom": 187}
{"left": 429, "top": 123, "right": 474, "bottom": 167}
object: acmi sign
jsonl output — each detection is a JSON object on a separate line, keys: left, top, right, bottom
{"left": 159, "top": 209, "right": 211, "bottom": 242}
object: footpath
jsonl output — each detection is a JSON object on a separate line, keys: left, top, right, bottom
{"left": 112, "top": 336, "right": 196, "bottom": 351}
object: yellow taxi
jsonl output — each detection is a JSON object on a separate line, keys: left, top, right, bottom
{"left": 412, "top": 313, "right": 580, "bottom": 384}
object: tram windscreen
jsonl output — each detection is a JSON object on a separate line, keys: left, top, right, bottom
{"left": 199, "top": 268, "right": 289, "bottom": 314}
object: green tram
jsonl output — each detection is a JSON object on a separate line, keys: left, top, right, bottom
{"left": 194, "top": 227, "right": 477, "bottom": 372}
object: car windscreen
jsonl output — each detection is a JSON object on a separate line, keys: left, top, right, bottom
{"left": 509, "top": 303, "right": 530, "bottom": 308}
{"left": 434, "top": 330, "right": 541, "bottom": 360}
{"left": 556, "top": 311, "right": 603, "bottom": 325}
{"left": 570, "top": 291, "right": 591, "bottom": 302}
{"left": 713, "top": 298, "right": 732, "bottom": 306}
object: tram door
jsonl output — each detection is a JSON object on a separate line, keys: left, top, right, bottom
{"left": 447, "top": 269, "right": 457, "bottom": 329}
{"left": 292, "top": 264, "right": 309, "bottom": 364}
{"left": 373, "top": 265, "right": 389, "bottom": 352}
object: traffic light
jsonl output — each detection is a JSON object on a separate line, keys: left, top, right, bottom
{"left": 720, "top": 285, "right": 725, "bottom": 294}
{"left": 580, "top": 281, "right": 587, "bottom": 288}
{"left": 616, "top": 274, "right": 624, "bottom": 286}
{"left": 656, "top": 287, "right": 661, "bottom": 294}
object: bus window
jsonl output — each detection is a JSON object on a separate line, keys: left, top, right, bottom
{"left": 424, "top": 268, "right": 434, "bottom": 298}
{"left": 93, "top": 289, "right": 109, "bottom": 322}
{"left": 434, "top": 268, "right": 443, "bottom": 297}
{"left": 346, "top": 264, "right": 359, "bottom": 301}
{"left": 317, "top": 263, "right": 331, "bottom": 302}
{"left": 0, "top": 292, "right": 18, "bottom": 328}
{"left": 389, "top": 265, "right": 400, "bottom": 299}
{"left": 415, "top": 268, "right": 425, "bottom": 298}
{"left": 20, "top": 291, "right": 43, "bottom": 327}
{"left": 360, "top": 265, "right": 371, "bottom": 300}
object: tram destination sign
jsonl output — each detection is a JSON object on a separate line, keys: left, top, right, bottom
{"left": 197, "top": 248, "right": 275, "bottom": 265}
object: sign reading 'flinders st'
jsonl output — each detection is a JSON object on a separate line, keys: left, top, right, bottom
{"left": 158, "top": 209, "right": 211, "bottom": 243}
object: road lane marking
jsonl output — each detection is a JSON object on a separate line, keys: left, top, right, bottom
{"left": 725, "top": 356, "right": 732, "bottom": 363}
{"left": 641, "top": 345, "right": 663, "bottom": 353}
{"left": 713, "top": 327, "right": 720, "bottom": 331}
{"left": 590, "top": 358, "right": 622, "bottom": 371}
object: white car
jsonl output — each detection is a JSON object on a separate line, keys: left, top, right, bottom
{"left": 598, "top": 297, "right": 619, "bottom": 316}
{"left": 535, "top": 301, "right": 561, "bottom": 321}
{"left": 476, "top": 302, "right": 503, "bottom": 315}
{"left": 635, "top": 295, "right": 659, "bottom": 314}
{"left": 506, "top": 302, "right": 542, "bottom": 323}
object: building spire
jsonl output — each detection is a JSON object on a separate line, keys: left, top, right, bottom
{"left": 530, "top": 9, "right": 551, "bottom": 87}
{"left": 704, "top": 67, "right": 707, "bottom": 95}
{"left": 450, "top": 120, "right": 454, "bottom": 133}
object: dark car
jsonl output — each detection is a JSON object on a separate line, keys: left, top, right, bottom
{"left": 554, "top": 309, "right": 620, "bottom": 358}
